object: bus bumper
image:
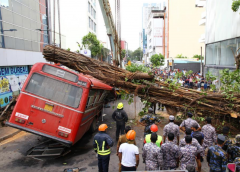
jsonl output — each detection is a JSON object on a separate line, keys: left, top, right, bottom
{"left": 5, "top": 122, "right": 73, "bottom": 147}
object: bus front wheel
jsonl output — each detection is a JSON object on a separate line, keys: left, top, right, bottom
{"left": 89, "top": 117, "right": 97, "bottom": 133}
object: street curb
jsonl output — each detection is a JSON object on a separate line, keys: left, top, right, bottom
{"left": 0, "top": 130, "right": 21, "bottom": 143}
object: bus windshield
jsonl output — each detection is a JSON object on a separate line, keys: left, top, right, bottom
{"left": 25, "top": 73, "right": 83, "bottom": 108}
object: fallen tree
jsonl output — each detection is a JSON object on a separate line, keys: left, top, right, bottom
{"left": 43, "top": 45, "right": 240, "bottom": 117}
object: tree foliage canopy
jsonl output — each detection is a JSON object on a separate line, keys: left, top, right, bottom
{"left": 125, "top": 63, "right": 150, "bottom": 73}
{"left": 82, "top": 32, "right": 101, "bottom": 57}
{"left": 232, "top": 0, "right": 240, "bottom": 12}
{"left": 150, "top": 53, "right": 164, "bottom": 67}
{"left": 121, "top": 49, "right": 126, "bottom": 60}
{"left": 132, "top": 48, "right": 143, "bottom": 61}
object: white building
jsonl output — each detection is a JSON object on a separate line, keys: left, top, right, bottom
{"left": 141, "top": 1, "right": 167, "bottom": 64}
{"left": 204, "top": 0, "right": 240, "bottom": 79}
{"left": 59, "top": 0, "right": 98, "bottom": 51}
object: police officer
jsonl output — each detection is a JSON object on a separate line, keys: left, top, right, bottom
{"left": 93, "top": 124, "right": 114, "bottom": 172}
{"left": 180, "top": 112, "right": 201, "bottom": 132}
{"left": 222, "top": 126, "right": 232, "bottom": 152}
{"left": 144, "top": 124, "right": 163, "bottom": 148}
{"left": 163, "top": 115, "right": 180, "bottom": 145}
{"left": 112, "top": 102, "right": 128, "bottom": 141}
{"left": 202, "top": 117, "right": 217, "bottom": 153}
{"left": 160, "top": 133, "right": 180, "bottom": 170}
{"left": 139, "top": 108, "right": 161, "bottom": 137}
{"left": 207, "top": 134, "right": 227, "bottom": 172}
{"left": 179, "top": 136, "right": 198, "bottom": 170}
{"left": 227, "top": 134, "right": 240, "bottom": 163}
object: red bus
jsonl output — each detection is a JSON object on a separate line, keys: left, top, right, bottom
{"left": 6, "top": 63, "right": 113, "bottom": 147}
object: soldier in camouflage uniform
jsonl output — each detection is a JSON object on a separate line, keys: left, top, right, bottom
{"left": 207, "top": 134, "right": 228, "bottom": 172}
{"left": 180, "top": 112, "right": 201, "bottom": 133}
{"left": 227, "top": 134, "right": 240, "bottom": 163}
{"left": 222, "top": 126, "right": 232, "bottom": 152}
{"left": 163, "top": 115, "right": 180, "bottom": 145}
{"left": 179, "top": 135, "right": 198, "bottom": 170}
{"left": 180, "top": 129, "right": 204, "bottom": 155}
{"left": 160, "top": 133, "right": 180, "bottom": 170}
{"left": 202, "top": 117, "right": 217, "bottom": 152}
{"left": 234, "top": 157, "right": 240, "bottom": 172}
{"left": 142, "top": 133, "right": 162, "bottom": 171}
{"left": 139, "top": 108, "right": 161, "bottom": 137}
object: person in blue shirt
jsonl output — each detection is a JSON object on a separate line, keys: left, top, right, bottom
{"left": 207, "top": 134, "right": 227, "bottom": 172}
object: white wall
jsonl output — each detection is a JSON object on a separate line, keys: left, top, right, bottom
{"left": 0, "top": 48, "right": 46, "bottom": 66}
{"left": 103, "top": 96, "right": 145, "bottom": 120}
{"left": 205, "top": 0, "right": 240, "bottom": 44}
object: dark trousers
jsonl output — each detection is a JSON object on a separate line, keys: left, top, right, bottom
{"left": 116, "top": 123, "right": 125, "bottom": 140}
{"left": 121, "top": 165, "right": 136, "bottom": 171}
{"left": 98, "top": 154, "right": 110, "bottom": 172}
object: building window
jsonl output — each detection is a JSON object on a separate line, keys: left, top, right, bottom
{"left": 91, "top": 19, "right": 93, "bottom": 30}
{"left": 206, "top": 38, "right": 240, "bottom": 67}
{"left": 88, "top": 2, "right": 90, "bottom": 13}
{"left": 94, "top": 23, "right": 96, "bottom": 32}
{"left": 89, "top": 17, "right": 91, "bottom": 28}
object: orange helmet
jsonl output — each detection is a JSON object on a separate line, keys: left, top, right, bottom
{"left": 126, "top": 130, "right": 136, "bottom": 140}
{"left": 99, "top": 124, "right": 108, "bottom": 131}
{"left": 150, "top": 124, "right": 158, "bottom": 132}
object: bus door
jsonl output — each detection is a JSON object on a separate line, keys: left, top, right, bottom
{"left": 25, "top": 73, "right": 83, "bottom": 134}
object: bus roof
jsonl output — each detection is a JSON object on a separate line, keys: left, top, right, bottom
{"left": 36, "top": 63, "right": 113, "bottom": 91}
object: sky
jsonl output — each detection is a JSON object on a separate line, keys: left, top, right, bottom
{"left": 97, "top": 0, "right": 161, "bottom": 51}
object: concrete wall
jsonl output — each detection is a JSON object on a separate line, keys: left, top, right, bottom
{"left": 169, "top": 0, "right": 205, "bottom": 58}
{"left": 103, "top": 96, "right": 145, "bottom": 120}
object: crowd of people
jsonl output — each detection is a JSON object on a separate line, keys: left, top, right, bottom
{"left": 152, "top": 68, "right": 219, "bottom": 91}
{"left": 93, "top": 103, "right": 239, "bottom": 172}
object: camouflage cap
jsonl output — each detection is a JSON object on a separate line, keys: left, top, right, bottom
{"left": 235, "top": 134, "right": 240, "bottom": 143}
{"left": 169, "top": 115, "right": 175, "bottom": 120}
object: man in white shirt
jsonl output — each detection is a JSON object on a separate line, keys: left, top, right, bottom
{"left": 118, "top": 130, "right": 139, "bottom": 171}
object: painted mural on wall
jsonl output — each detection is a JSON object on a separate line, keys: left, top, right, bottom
{"left": 0, "top": 66, "right": 29, "bottom": 108}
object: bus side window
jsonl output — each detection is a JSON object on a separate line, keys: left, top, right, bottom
{"left": 85, "top": 90, "right": 96, "bottom": 109}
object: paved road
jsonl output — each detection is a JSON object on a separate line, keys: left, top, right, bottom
{"left": 0, "top": 111, "right": 210, "bottom": 172}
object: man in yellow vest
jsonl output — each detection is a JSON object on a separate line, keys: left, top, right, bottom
{"left": 144, "top": 124, "right": 162, "bottom": 148}
{"left": 93, "top": 124, "right": 114, "bottom": 172}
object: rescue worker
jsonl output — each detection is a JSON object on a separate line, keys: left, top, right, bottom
{"left": 202, "top": 117, "right": 217, "bottom": 153}
{"left": 163, "top": 115, "right": 180, "bottom": 145}
{"left": 142, "top": 132, "right": 162, "bottom": 171}
{"left": 179, "top": 135, "right": 198, "bottom": 170}
{"left": 191, "top": 123, "right": 204, "bottom": 172}
{"left": 112, "top": 102, "right": 128, "bottom": 141}
{"left": 207, "top": 134, "right": 227, "bottom": 172}
{"left": 116, "top": 126, "right": 136, "bottom": 172}
{"left": 93, "top": 124, "right": 114, "bottom": 172}
{"left": 139, "top": 108, "right": 161, "bottom": 137}
{"left": 118, "top": 130, "right": 139, "bottom": 171}
{"left": 143, "top": 124, "right": 162, "bottom": 148}
{"left": 227, "top": 134, "right": 240, "bottom": 163}
{"left": 179, "top": 112, "right": 201, "bottom": 132}
{"left": 222, "top": 126, "right": 232, "bottom": 152}
{"left": 160, "top": 133, "right": 180, "bottom": 170}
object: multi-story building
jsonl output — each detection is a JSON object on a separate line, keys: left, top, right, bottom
{"left": 60, "top": 0, "right": 98, "bottom": 52}
{"left": 146, "top": 9, "right": 167, "bottom": 63}
{"left": 0, "top": 0, "right": 65, "bottom": 108}
{"left": 169, "top": 0, "right": 205, "bottom": 60}
{"left": 204, "top": 0, "right": 240, "bottom": 79}
{"left": 142, "top": 1, "right": 167, "bottom": 64}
